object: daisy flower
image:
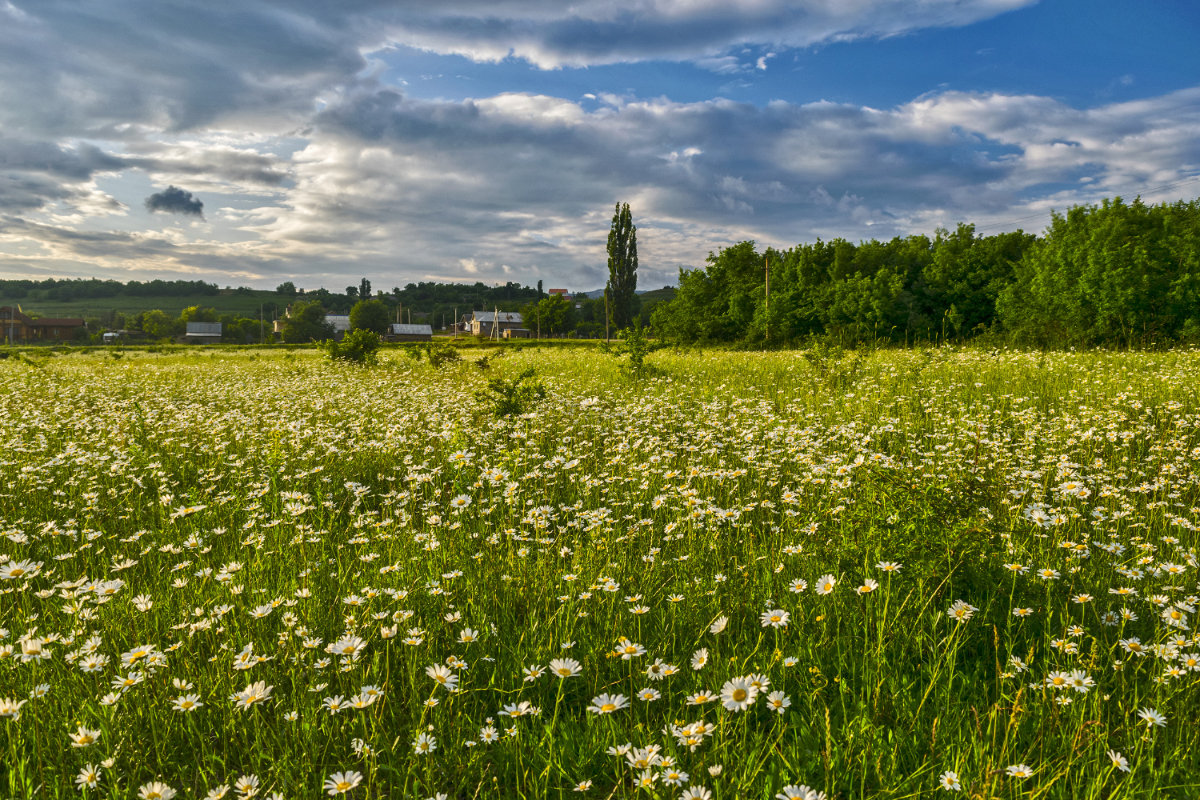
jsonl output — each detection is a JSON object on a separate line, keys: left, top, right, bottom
{"left": 324, "top": 771, "right": 363, "bottom": 795}
{"left": 938, "top": 771, "right": 961, "bottom": 791}
{"left": 587, "top": 693, "right": 629, "bottom": 714}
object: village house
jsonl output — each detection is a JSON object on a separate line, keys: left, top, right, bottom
{"left": 1, "top": 306, "right": 86, "bottom": 343}
{"left": 458, "top": 310, "right": 524, "bottom": 337}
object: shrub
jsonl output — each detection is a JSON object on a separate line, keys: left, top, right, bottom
{"left": 476, "top": 368, "right": 546, "bottom": 417}
{"left": 322, "top": 329, "right": 380, "bottom": 365}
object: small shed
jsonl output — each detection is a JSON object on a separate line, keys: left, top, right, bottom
{"left": 387, "top": 323, "right": 433, "bottom": 342}
{"left": 502, "top": 328, "right": 531, "bottom": 339}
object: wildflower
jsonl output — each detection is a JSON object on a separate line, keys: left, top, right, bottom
{"left": 766, "top": 690, "right": 791, "bottom": 713}
{"left": 587, "top": 693, "right": 629, "bottom": 714}
{"left": 522, "top": 664, "right": 545, "bottom": 682}
{"left": 231, "top": 681, "right": 274, "bottom": 710}
{"left": 637, "top": 688, "right": 661, "bottom": 702}
{"left": 426, "top": 663, "right": 458, "bottom": 691}
{"left": 172, "top": 694, "right": 203, "bottom": 712}
{"left": 938, "top": 771, "right": 961, "bottom": 791}
{"left": 69, "top": 726, "right": 101, "bottom": 747}
{"left": 760, "top": 608, "right": 790, "bottom": 628}
{"left": 691, "top": 648, "right": 709, "bottom": 670}
{"left": 138, "top": 782, "right": 177, "bottom": 800}
{"left": 661, "top": 767, "right": 689, "bottom": 786}
{"left": 709, "top": 616, "right": 729, "bottom": 634}
{"left": 948, "top": 600, "right": 977, "bottom": 623}
{"left": 614, "top": 639, "right": 646, "bottom": 659}
{"left": 234, "top": 775, "right": 259, "bottom": 797}
{"left": 789, "top": 578, "right": 808, "bottom": 593}
{"left": 776, "top": 787, "right": 825, "bottom": 800}
{"left": 1138, "top": 707, "right": 1167, "bottom": 727}
{"left": 75, "top": 764, "right": 101, "bottom": 790}
{"left": 815, "top": 574, "right": 836, "bottom": 595}
{"left": 857, "top": 579, "right": 879, "bottom": 594}
{"left": 876, "top": 561, "right": 902, "bottom": 573}
{"left": 573, "top": 780, "right": 592, "bottom": 792}
{"left": 479, "top": 725, "right": 499, "bottom": 743}
{"left": 686, "top": 690, "right": 718, "bottom": 705}
{"left": 413, "top": 732, "right": 437, "bottom": 754}
{"left": 720, "top": 676, "right": 759, "bottom": 711}
{"left": 324, "top": 771, "right": 363, "bottom": 795}
{"left": 549, "top": 657, "right": 582, "bottom": 678}
{"left": 680, "top": 788, "right": 712, "bottom": 800}
{"left": 1005, "top": 764, "right": 1035, "bottom": 779}
{"left": 1107, "top": 750, "right": 1130, "bottom": 772}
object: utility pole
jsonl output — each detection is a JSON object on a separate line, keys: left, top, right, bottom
{"left": 454, "top": 307, "right": 458, "bottom": 338}
{"left": 259, "top": 304, "right": 264, "bottom": 344}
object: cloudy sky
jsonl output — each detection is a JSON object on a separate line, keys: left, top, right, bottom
{"left": 1, "top": 1, "right": 1198, "bottom": 292}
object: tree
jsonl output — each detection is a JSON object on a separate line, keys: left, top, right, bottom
{"left": 349, "top": 299, "right": 391, "bottom": 335}
{"left": 179, "top": 305, "right": 217, "bottom": 323}
{"left": 520, "top": 295, "right": 575, "bottom": 337}
{"left": 607, "top": 202, "right": 638, "bottom": 330}
{"left": 279, "top": 300, "right": 334, "bottom": 343}
{"left": 360, "top": 278, "right": 372, "bottom": 300}
{"left": 276, "top": 281, "right": 296, "bottom": 296}
{"left": 140, "top": 309, "right": 177, "bottom": 340}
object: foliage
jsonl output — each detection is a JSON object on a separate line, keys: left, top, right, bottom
{"left": 348, "top": 299, "right": 390, "bottom": 335}
{"left": 278, "top": 300, "right": 334, "bottom": 343}
{"left": 519, "top": 294, "right": 575, "bottom": 337}
{"left": 320, "top": 328, "right": 380, "bottom": 365}
{"left": 604, "top": 323, "right": 656, "bottom": 378}
{"left": 997, "top": 197, "right": 1200, "bottom": 346}
{"left": 606, "top": 202, "right": 639, "bottom": 330}
{"left": 475, "top": 367, "right": 546, "bottom": 416}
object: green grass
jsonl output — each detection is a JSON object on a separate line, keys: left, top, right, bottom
{"left": 1, "top": 345, "right": 1198, "bottom": 799}
{"left": 0, "top": 289, "right": 283, "bottom": 319}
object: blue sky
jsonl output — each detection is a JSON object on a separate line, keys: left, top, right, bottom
{"left": 1, "top": 0, "right": 1197, "bottom": 292}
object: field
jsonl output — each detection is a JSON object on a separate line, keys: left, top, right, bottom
{"left": 2, "top": 345, "right": 1199, "bottom": 799}
{"left": 2, "top": 290, "right": 281, "bottom": 320}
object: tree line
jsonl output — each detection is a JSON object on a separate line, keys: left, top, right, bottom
{"left": 651, "top": 196, "right": 1200, "bottom": 347}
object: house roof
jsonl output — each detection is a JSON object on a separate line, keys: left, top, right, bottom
{"left": 470, "top": 311, "right": 523, "bottom": 323}
{"left": 391, "top": 323, "right": 433, "bottom": 335}
{"left": 186, "top": 322, "right": 222, "bottom": 334}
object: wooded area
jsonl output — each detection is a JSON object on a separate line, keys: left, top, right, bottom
{"left": 653, "top": 197, "right": 1200, "bottom": 347}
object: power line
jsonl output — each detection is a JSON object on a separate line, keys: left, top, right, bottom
{"left": 975, "top": 173, "right": 1200, "bottom": 233}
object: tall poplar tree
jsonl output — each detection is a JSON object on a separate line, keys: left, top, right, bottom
{"left": 607, "top": 202, "right": 638, "bottom": 329}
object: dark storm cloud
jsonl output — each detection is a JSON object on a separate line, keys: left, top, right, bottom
{"left": 145, "top": 186, "right": 204, "bottom": 218}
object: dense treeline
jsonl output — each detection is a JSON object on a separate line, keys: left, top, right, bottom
{"left": 652, "top": 197, "right": 1200, "bottom": 347}
{"left": 0, "top": 277, "right": 220, "bottom": 301}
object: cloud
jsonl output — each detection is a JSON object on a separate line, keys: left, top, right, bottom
{"left": 380, "top": 1, "right": 1038, "bottom": 69}
{"left": 0, "top": 1, "right": 1037, "bottom": 142}
{"left": 145, "top": 186, "right": 205, "bottom": 218}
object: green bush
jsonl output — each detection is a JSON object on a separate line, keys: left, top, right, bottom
{"left": 475, "top": 368, "right": 546, "bottom": 417}
{"left": 321, "top": 329, "right": 381, "bottom": 365}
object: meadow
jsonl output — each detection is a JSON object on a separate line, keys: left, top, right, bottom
{"left": 1, "top": 344, "right": 1198, "bottom": 799}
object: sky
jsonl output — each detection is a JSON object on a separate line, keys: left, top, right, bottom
{"left": 1, "top": 1, "right": 1198, "bottom": 293}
